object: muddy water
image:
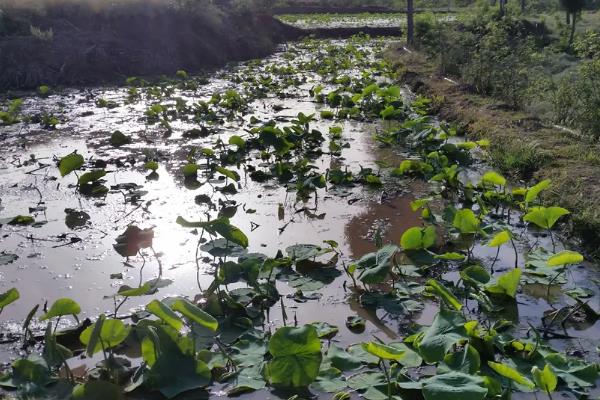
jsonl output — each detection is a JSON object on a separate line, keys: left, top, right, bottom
{"left": 0, "top": 38, "right": 435, "bottom": 358}
{"left": 1, "top": 36, "right": 600, "bottom": 396}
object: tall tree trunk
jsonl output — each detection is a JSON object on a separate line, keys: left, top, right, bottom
{"left": 566, "top": 11, "right": 570, "bottom": 25}
{"left": 521, "top": 0, "right": 526, "bottom": 13}
{"left": 499, "top": 0, "right": 505, "bottom": 16}
{"left": 407, "top": 0, "right": 414, "bottom": 46}
{"left": 569, "top": 11, "right": 577, "bottom": 46}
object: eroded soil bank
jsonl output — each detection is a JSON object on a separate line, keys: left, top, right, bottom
{"left": 388, "top": 47, "right": 600, "bottom": 257}
{"left": 0, "top": 3, "right": 301, "bottom": 91}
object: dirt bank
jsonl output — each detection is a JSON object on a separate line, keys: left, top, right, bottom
{"left": 0, "top": 3, "right": 302, "bottom": 90}
{"left": 307, "top": 26, "right": 402, "bottom": 38}
{"left": 387, "top": 46, "right": 600, "bottom": 256}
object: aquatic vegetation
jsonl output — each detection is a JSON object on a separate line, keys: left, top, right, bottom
{"left": 0, "top": 98, "right": 23, "bottom": 125}
{"left": 0, "top": 34, "right": 598, "bottom": 400}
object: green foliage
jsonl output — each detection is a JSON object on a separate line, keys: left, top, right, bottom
{"left": 546, "top": 250, "right": 583, "bottom": 266}
{"left": 176, "top": 217, "right": 248, "bottom": 248}
{"left": 361, "top": 342, "right": 405, "bottom": 361}
{"left": 485, "top": 268, "right": 522, "bottom": 298}
{"left": 78, "top": 170, "right": 106, "bottom": 185}
{"left": 58, "top": 153, "right": 84, "bottom": 177}
{"left": 488, "top": 230, "right": 512, "bottom": 247}
{"left": 546, "top": 57, "right": 600, "bottom": 138}
{"left": 417, "top": 309, "right": 467, "bottom": 363}
{"left": 8, "top": 215, "right": 35, "bottom": 225}
{"left": 400, "top": 226, "right": 436, "bottom": 250}
{"left": 481, "top": 171, "right": 506, "bottom": 187}
{"left": 0, "top": 99, "right": 23, "bottom": 125}
{"left": 40, "top": 298, "right": 81, "bottom": 320}
{"left": 488, "top": 361, "right": 535, "bottom": 388}
{"left": 38, "top": 85, "right": 50, "bottom": 96}
{"left": 523, "top": 206, "right": 570, "bottom": 229}
{"left": 425, "top": 279, "right": 463, "bottom": 311}
{"left": 532, "top": 364, "right": 558, "bottom": 394}
{"left": 144, "top": 161, "right": 159, "bottom": 171}
{"left": 0, "top": 30, "right": 598, "bottom": 400}
{"left": 80, "top": 316, "right": 130, "bottom": 355}
{"left": 453, "top": 209, "right": 480, "bottom": 234}
{"left": 0, "top": 288, "right": 19, "bottom": 310}
{"left": 72, "top": 381, "right": 124, "bottom": 400}
{"left": 422, "top": 372, "right": 488, "bottom": 400}
{"left": 266, "top": 325, "right": 322, "bottom": 387}
{"left": 146, "top": 300, "right": 184, "bottom": 331}
{"left": 355, "top": 245, "right": 398, "bottom": 284}
{"left": 171, "top": 298, "right": 218, "bottom": 331}
{"left": 417, "top": 16, "right": 537, "bottom": 108}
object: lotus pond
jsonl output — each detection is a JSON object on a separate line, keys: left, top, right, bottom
{"left": 277, "top": 13, "right": 409, "bottom": 29}
{"left": 276, "top": 13, "right": 455, "bottom": 30}
{"left": 0, "top": 35, "right": 599, "bottom": 400}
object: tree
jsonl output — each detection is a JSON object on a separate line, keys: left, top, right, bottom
{"left": 560, "top": 0, "right": 585, "bottom": 46}
{"left": 407, "top": 0, "right": 414, "bottom": 46}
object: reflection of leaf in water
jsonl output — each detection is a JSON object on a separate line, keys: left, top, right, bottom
{"left": 286, "top": 244, "right": 325, "bottom": 261}
{"left": 200, "top": 239, "right": 247, "bottom": 258}
{"left": 360, "top": 292, "right": 424, "bottom": 315}
{"left": 109, "top": 130, "right": 131, "bottom": 147}
{"left": 113, "top": 226, "right": 154, "bottom": 257}
{"left": 64, "top": 209, "right": 90, "bottom": 230}
{"left": 524, "top": 248, "right": 567, "bottom": 285}
{"left": 279, "top": 267, "right": 340, "bottom": 291}
{"left": 194, "top": 194, "right": 214, "bottom": 208}
{"left": 0, "top": 252, "right": 18, "bottom": 266}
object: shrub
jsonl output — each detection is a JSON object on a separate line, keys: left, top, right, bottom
{"left": 416, "top": 15, "right": 537, "bottom": 108}
{"left": 574, "top": 30, "right": 600, "bottom": 58}
{"left": 462, "top": 19, "right": 537, "bottom": 108}
{"left": 489, "top": 139, "right": 548, "bottom": 178}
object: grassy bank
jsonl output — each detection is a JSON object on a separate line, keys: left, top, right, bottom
{"left": 387, "top": 46, "right": 600, "bottom": 255}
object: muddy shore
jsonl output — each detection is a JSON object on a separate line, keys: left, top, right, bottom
{"left": 387, "top": 46, "right": 600, "bottom": 256}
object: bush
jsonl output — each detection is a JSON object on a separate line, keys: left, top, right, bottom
{"left": 416, "top": 15, "right": 537, "bottom": 108}
{"left": 461, "top": 19, "right": 536, "bottom": 108}
{"left": 489, "top": 139, "right": 548, "bottom": 178}
{"left": 548, "top": 58, "right": 600, "bottom": 138}
{"left": 574, "top": 30, "right": 600, "bottom": 58}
